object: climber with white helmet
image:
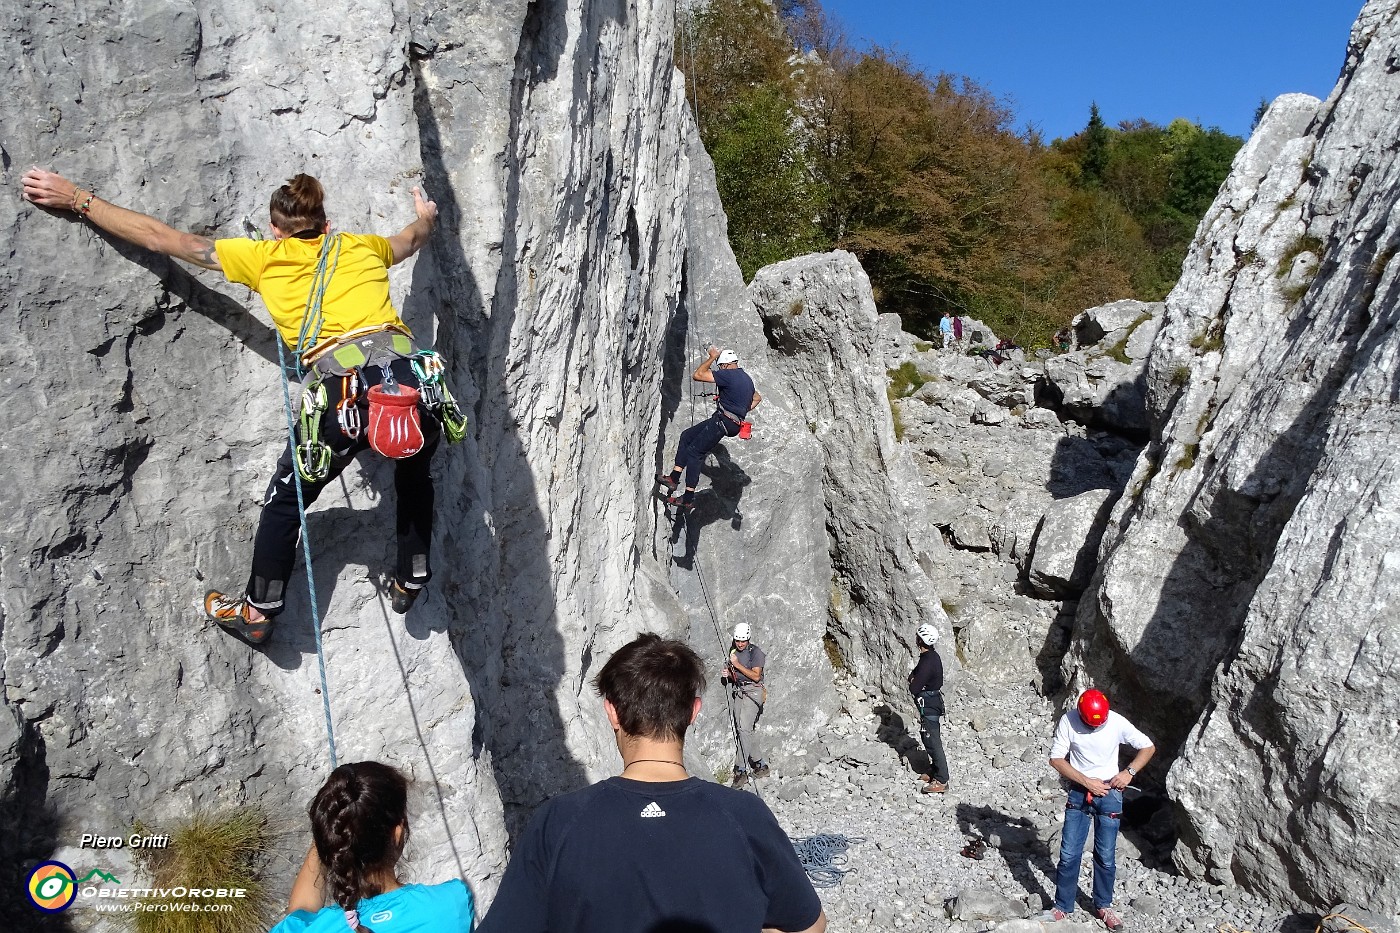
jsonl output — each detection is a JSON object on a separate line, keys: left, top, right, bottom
{"left": 908, "top": 622, "right": 949, "bottom": 793}
{"left": 1042, "top": 688, "right": 1156, "bottom": 930}
{"left": 656, "top": 345, "right": 761, "bottom": 511}
{"left": 20, "top": 168, "right": 468, "bottom": 644}
{"left": 723, "top": 622, "right": 769, "bottom": 788}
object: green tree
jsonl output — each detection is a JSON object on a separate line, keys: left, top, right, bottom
{"left": 1081, "top": 103, "right": 1110, "bottom": 185}
{"left": 708, "top": 87, "right": 825, "bottom": 278}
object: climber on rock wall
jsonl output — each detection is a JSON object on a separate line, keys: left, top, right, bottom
{"left": 20, "top": 167, "right": 466, "bottom": 644}
{"left": 655, "top": 346, "right": 761, "bottom": 510}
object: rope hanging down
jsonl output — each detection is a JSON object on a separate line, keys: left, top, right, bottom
{"left": 790, "top": 833, "right": 862, "bottom": 889}
{"left": 274, "top": 232, "right": 345, "bottom": 768}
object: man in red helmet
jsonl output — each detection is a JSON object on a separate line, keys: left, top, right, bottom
{"left": 1042, "top": 689, "right": 1155, "bottom": 930}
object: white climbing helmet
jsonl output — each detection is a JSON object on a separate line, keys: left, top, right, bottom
{"left": 917, "top": 623, "right": 939, "bottom": 646}
{"left": 717, "top": 349, "right": 739, "bottom": 365}
{"left": 733, "top": 622, "right": 751, "bottom": 641}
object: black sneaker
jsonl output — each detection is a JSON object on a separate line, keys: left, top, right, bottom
{"left": 731, "top": 770, "right": 749, "bottom": 789}
{"left": 390, "top": 580, "right": 421, "bottom": 614}
{"left": 751, "top": 762, "right": 770, "bottom": 778}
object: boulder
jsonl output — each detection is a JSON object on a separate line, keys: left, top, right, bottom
{"left": 1026, "top": 490, "right": 1119, "bottom": 596}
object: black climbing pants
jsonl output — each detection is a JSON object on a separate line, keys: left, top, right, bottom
{"left": 917, "top": 689, "right": 950, "bottom": 784}
{"left": 246, "top": 358, "right": 441, "bottom": 616}
{"left": 674, "top": 411, "right": 739, "bottom": 490}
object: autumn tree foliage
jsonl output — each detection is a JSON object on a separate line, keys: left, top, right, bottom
{"left": 677, "top": 0, "right": 1243, "bottom": 346}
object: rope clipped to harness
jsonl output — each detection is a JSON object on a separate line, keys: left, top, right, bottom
{"left": 273, "top": 230, "right": 346, "bottom": 768}
{"left": 790, "top": 834, "right": 862, "bottom": 889}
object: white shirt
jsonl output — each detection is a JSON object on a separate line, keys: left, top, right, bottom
{"left": 1049, "top": 709, "right": 1153, "bottom": 780}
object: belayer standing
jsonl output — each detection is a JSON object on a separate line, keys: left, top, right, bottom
{"left": 656, "top": 346, "right": 761, "bottom": 510}
{"left": 20, "top": 168, "right": 467, "bottom": 644}
{"left": 724, "top": 622, "right": 770, "bottom": 788}
{"left": 1042, "top": 688, "right": 1155, "bottom": 930}
{"left": 908, "top": 623, "right": 949, "bottom": 794}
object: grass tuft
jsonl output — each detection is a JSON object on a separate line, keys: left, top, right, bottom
{"left": 130, "top": 808, "right": 274, "bottom": 933}
{"left": 823, "top": 633, "right": 847, "bottom": 672}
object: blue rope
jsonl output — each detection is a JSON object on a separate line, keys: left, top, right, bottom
{"left": 791, "top": 834, "right": 862, "bottom": 888}
{"left": 270, "top": 232, "right": 343, "bottom": 769}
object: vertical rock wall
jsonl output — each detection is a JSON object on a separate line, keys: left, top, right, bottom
{"left": 1069, "top": 0, "right": 1400, "bottom": 912}
{"left": 0, "top": 0, "right": 715, "bottom": 922}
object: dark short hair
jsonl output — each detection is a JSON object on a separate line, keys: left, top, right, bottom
{"left": 593, "top": 633, "right": 706, "bottom": 742}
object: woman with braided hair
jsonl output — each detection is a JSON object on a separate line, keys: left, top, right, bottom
{"left": 274, "top": 761, "right": 473, "bottom": 933}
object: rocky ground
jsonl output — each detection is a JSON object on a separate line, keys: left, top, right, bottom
{"left": 760, "top": 671, "right": 1317, "bottom": 933}
{"left": 743, "top": 308, "right": 1357, "bottom": 933}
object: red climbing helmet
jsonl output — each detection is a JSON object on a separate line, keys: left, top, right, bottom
{"left": 1077, "top": 689, "right": 1110, "bottom": 727}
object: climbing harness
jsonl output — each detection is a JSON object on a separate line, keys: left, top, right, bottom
{"left": 790, "top": 833, "right": 862, "bottom": 889}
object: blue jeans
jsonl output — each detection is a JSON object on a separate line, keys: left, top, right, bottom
{"left": 1054, "top": 787, "right": 1122, "bottom": 913}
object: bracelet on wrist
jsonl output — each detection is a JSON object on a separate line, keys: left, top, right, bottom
{"left": 77, "top": 192, "right": 97, "bottom": 217}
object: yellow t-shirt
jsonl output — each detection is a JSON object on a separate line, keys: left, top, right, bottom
{"left": 215, "top": 233, "right": 405, "bottom": 349}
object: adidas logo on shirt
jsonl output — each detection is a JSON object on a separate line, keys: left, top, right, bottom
{"left": 640, "top": 801, "right": 666, "bottom": 818}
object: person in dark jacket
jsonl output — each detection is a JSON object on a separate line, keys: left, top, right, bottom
{"left": 908, "top": 623, "right": 949, "bottom": 793}
{"left": 656, "top": 346, "right": 761, "bottom": 510}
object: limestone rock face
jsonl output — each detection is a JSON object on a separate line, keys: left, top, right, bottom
{"left": 751, "top": 252, "right": 950, "bottom": 698}
{"left": 1069, "top": 0, "right": 1400, "bottom": 911}
{"left": 1026, "top": 489, "right": 1117, "bottom": 597}
{"left": 0, "top": 0, "right": 770, "bottom": 919}
{"left": 1042, "top": 299, "right": 1162, "bottom": 440}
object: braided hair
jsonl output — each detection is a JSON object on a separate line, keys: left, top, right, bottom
{"left": 308, "top": 761, "right": 410, "bottom": 931}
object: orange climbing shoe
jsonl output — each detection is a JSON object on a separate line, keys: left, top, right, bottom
{"left": 204, "top": 590, "right": 273, "bottom": 645}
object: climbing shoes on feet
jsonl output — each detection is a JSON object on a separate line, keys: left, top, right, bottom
{"left": 204, "top": 590, "right": 273, "bottom": 645}
{"left": 389, "top": 579, "right": 421, "bottom": 615}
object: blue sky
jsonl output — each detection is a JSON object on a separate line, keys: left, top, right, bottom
{"left": 815, "top": 1, "right": 1364, "bottom": 141}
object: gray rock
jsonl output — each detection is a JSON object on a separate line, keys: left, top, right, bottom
{"left": 949, "top": 512, "right": 993, "bottom": 551}
{"left": 1071, "top": 4, "right": 1400, "bottom": 913}
{"left": 753, "top": 252, "right": 951, "bottom": 699}
{"left": 949, "top": 889, "right": 1031, "bottom": 921}
{"left": 1026, "top": 489, "right": 1118, "bottom": 596}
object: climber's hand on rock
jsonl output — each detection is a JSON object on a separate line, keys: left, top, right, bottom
{"left": 707, "top": 345, "right": 721, "bottom": 359}
{"left": 21, "top": 167, "right": 79, "bottom": 210}
{"left": 412, "top": 187, "right": 438, "bottom": 226}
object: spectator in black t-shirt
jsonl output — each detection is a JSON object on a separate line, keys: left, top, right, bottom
{"left": 656, "top": 346, "right": 762, "bottom": 510}
{"left": 908, "top": 623, "right": 949, "bottom": 793}
{"left": 477, "top": 633, "right": 826, "bottom": 933}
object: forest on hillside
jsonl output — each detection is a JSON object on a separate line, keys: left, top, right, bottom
{"left": 678, "top": 0, "right": 1246, "bottom": 345}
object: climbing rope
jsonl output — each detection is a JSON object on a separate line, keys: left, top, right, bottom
{"left": 272, "top": 232, "right": 345, "bottom": 769}
{"left": 1312, "top": 914, "right": 1376, "bottom": 933}
{"left": 790, "top": 833, "right": 862, "bottom": 889}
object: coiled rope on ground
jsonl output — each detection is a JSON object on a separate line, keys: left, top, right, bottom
{"left": 790, "top": 833, "right": 863, "bottom": 889}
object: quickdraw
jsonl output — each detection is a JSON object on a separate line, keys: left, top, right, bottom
{"left": 410, "top": 350, "right": 469, "bottom": 444}
{"left": 295, "top": 378, "right": 333, "bottom": 483}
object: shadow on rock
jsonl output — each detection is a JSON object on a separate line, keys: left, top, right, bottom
{"left": 955, "top": 803, "right": 1055, "bottom": 906}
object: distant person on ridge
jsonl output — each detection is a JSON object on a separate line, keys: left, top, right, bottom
{"left": 655, "top": 345, "right": 760, "bottom": 510}
{"left": 939, "top": 311, "right": 955, "bottom": 350}
{"left": 724, "top": 621, "right": 770, "bottom": 788}
{"left": 1042, "top": 688, "right": 1156, "bottom": 930}
{"left": 908, "top": 623, "right": 949, "bottom": 793}
{"left": 274, "top": 760, "right": 474, "bottom": 933}
{"left": 477, "top": 632, "right": 825, "bottom": 933}
{"left": 21, "top": 168, "right": 466, "bottom": 644}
